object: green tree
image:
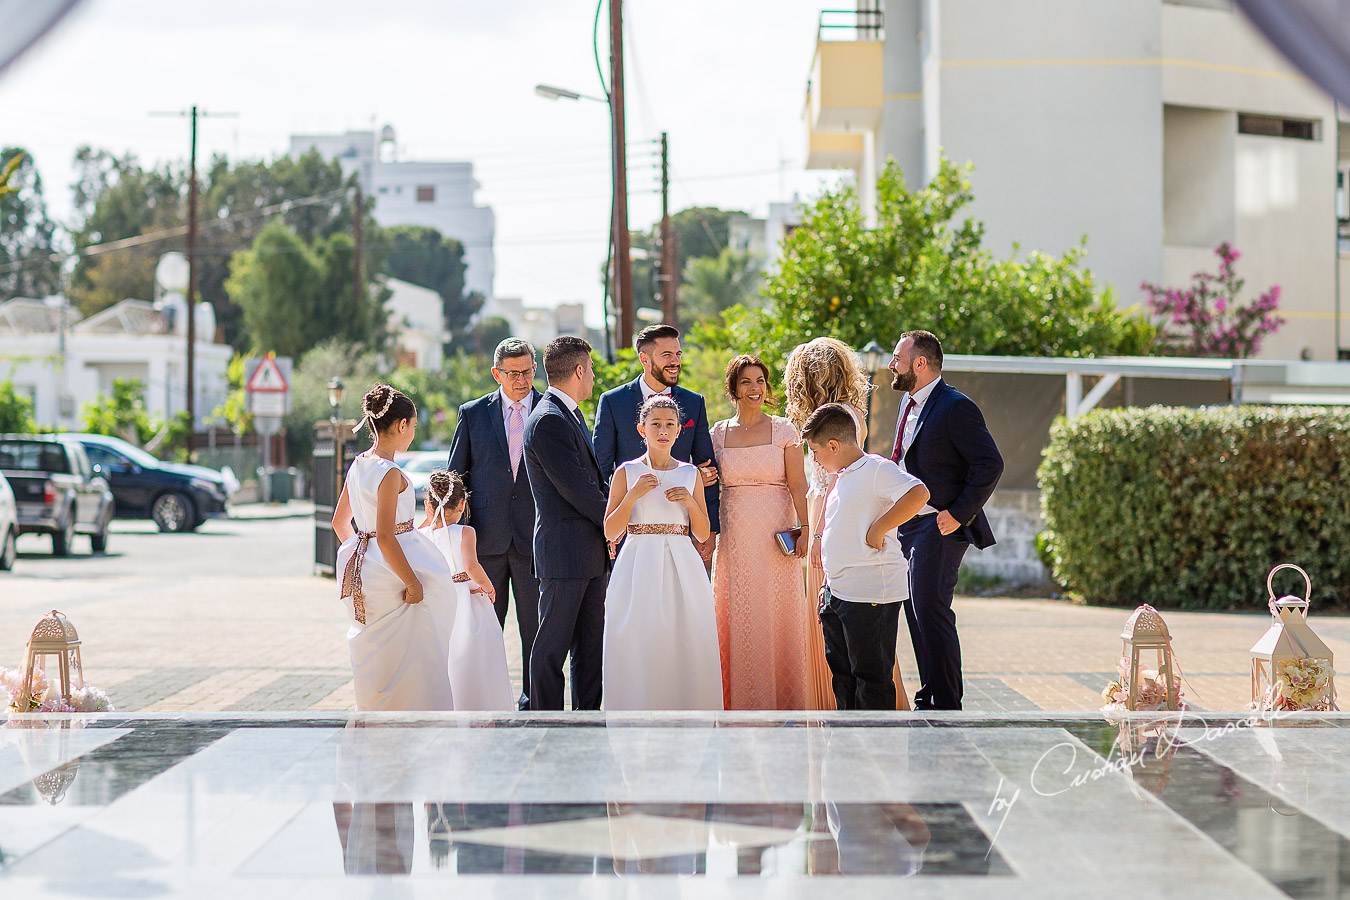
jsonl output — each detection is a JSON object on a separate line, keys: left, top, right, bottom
{"left": 68, "top": 147, "right": 185, "bottom": 317}
{"left": 0, "top": 381, "right": 36, "bottom": 433}
{"left": 704, "top": 157, "right": 1155, "bottom": 373}
{"left": 681, "top": 247, "right": 762, "bottom": 322}
{"left": 227, "top": 220, "right": 324, "bottom": 357}
{"left": 627, "top": 206, "right": 747, "bottom": 313}
{"left": 0, "top": 149, "right": 61, "bottom": 302}
{"left": 379, "top": 225, "right": 483, "bottom": 340}
{"left": 282, "top": 339, "right": 383, "bottom": 467}
{"left": 81, "top": 378, "right": 156, "bottom": 444}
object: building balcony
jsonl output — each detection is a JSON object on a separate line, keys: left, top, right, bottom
{"left": 803, "top": 8, "right": 883, "bottom": 169}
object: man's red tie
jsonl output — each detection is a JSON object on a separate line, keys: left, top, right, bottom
{"left": 891, "top": 397, "right": 917, "bottom": 464}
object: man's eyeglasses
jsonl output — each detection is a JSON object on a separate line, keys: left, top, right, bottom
{"left": 496, "top": 368, "right": 535, "bottom": 381}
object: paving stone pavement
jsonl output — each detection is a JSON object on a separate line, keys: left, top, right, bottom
{"left": 1, "top": 516, "right": 1343, "bottom": 714}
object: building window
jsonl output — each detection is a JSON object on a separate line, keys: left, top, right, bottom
{"left": 378, "top": 186, "right": 389, "bottom": 195}
{"left": 416, "top": 185, "right": 435, "bottom": 203}
{"left": 1238, "top": 113, "right": 1319, "bottom": 141}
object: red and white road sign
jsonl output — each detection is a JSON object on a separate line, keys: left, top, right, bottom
{"left": 246, "top": 354, "right": 289, "bottom": 393}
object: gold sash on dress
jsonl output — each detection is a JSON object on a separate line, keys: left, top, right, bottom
{"left": 342, "top": 519, "right": 415, "bottom": 624}
{"left": 627, "top": 524, "right": 690, "bottom": 536}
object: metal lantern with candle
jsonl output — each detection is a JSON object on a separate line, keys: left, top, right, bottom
{"left": 1112, "top": 605, "right": 1180, "bottom": 711}
{"left": 20, "top": 610, "right": 83, "bottom": 708}
{"left": 1251, "top": 564, "right": 1337, "bottom": 712}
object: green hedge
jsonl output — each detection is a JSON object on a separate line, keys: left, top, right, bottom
{"left": 1038, "top": 406, "right": 1350, "bottom": 609}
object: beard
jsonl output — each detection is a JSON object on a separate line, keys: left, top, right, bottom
{"left": 649, "top": 363, "right": 680, "bottom": 388}
{"left": 891, "top": 364, "right": 917, "bottom": 394}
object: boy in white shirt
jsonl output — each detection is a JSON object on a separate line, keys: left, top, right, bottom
{"left": 803, "top": 403, "right": 930, "bottom": 710}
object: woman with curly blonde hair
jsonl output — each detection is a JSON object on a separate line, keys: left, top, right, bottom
{"left": 784, "top": 337, "right": 911, "bottom": 711}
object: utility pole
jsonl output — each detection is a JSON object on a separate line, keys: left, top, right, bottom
{"left": 151, "top": 106, "right": 237, "bottom": 458}
{"left": 609, "top": 0, "right": 635, "bottom": 349}
{"left": 657, "top": 131, "right": 678, "bottom": 328}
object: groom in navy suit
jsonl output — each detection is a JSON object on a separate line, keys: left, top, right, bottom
{"left": 888, "top": 330, "right": 1003, "bottom": 711}
{"left": 522, "top": 335, "right": 610, "bottom": 711}
{"left": 447, "top": 337, "right": 542, "bottom": 710}
{"left": 594, "top": 324, "right": 720, "bottom": 558}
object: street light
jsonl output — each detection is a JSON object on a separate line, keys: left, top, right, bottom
{"left": 327, "top": 377, "right": 345, "bottom": 425}
{"left": 859, "top": 340, "right": 887, "bottom": 454}
{"left": 534, "top": 83, "right": 607, "bottom": 104}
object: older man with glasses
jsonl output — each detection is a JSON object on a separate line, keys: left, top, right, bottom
{"left": 447, "top": 337, "right": 544, "bottom": 710}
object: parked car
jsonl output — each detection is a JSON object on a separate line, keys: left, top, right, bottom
{"left": 395, "top": 451, "right": 447, "bottom": 504}
{"left": 0, "top": 434, "right": 114, "bottom": 555}
{"left": 73, "top": 434, "right": 230, "bottom": 533}
{"left": 0, "top": 471, "right": 17, "bottom": 571}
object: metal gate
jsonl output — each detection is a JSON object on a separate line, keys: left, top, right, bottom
{"left": 314, "top": 420, "right": 362, "bottom": 576}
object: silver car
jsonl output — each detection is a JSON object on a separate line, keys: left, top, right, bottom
{"left": 0, "top": 471, "right": 17, "bottom": 571}
{"left": 395, "top": 451, "right": 447, "bottom": 506}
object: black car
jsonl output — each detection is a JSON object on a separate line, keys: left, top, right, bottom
{"left": 0, "top": 434, "right": 115, "bottom": 555}
{"left": 75, "top": 434, "right": 230, "bottom": 533}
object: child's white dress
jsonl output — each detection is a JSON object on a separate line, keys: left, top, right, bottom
{"left": 336, "top": 454, "right": 455, "bottom": 711}
{"left": 603, "top": 458, "right": 724, "bottom": 710}
{"left": 421, "top": 522, "right": 514, "bottom": 711}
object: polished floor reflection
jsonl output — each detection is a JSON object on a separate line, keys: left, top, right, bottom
{"left": 0, "top": 712, "right": 1346, "bottom": 897}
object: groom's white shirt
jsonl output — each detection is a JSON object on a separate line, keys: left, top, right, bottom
{"left": 545, "top": 385, "right": 581, "bottom": 414}
{"left": 895, "top": 376, "right": 941, "bottom": 516}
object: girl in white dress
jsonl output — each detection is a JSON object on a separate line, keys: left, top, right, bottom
{"left": 333, "top": 384, "right": 456, "bottom": 711}
{"left": 418, "top": 469, "right": 514, "bottom": 711}
{"left": 602, "top": 395, "right": 724, "bottom": 710}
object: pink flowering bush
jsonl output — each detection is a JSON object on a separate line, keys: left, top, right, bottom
{"left": 1140, "top": 242, "right": 1283, "bottom": 358}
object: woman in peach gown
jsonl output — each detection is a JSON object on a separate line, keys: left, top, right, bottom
{"left": 711, "top": 354, "right": 811, "bottom": 709}
{"left": 785, "top": 338, "right": 911, "bottom": 711}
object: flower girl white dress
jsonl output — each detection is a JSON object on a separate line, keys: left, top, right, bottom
{"left": 337, "top": 454, "right": 456, "bottom": 711}
{"left": 420, "top": 521, "right": 514, "bottom": 711}
{"left": 603, "top": 458, "right": 723, "bottom": 710}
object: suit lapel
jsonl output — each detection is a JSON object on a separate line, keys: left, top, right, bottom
{"left": 552, "top": 391, "right": 600, "bottom": 466}
{"left": 905, "top": 380, "right": 948, "bottom": 464}
{"left": 671, "top": 385, "right": 695, "bottom": 459}
{"left": 486, "top": 391, "right": 511, "bottom": 467}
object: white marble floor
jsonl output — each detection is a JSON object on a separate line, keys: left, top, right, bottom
{"left": 0, "top": 711, "right": 1345, "bottom": 898}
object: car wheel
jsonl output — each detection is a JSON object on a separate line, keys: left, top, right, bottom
{"left": 91, "top": 516, "right": 110, "bottom": 553}
{"left": 152, "top": 492, "right": 194, "bottom": 533}
{"left": 0, "top": 527, "right": 15, "bottom": 571}
{"left": 52, "top": 510, "right": 76, "bottom": 557}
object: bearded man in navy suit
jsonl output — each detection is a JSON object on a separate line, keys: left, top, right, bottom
{"left": 447, "top": 337, "right": 542, "bottom": 710}
{"left": 887, "top": 330, "right": 1003, "bottom": 711}
{"left": 593, "top": 324, "right": 720, "bottom": 560}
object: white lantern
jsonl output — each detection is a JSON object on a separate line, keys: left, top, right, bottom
{"left": 1251, "top": 564, "right": 1337, "bottom": 712}
{"left": 21, "top": 610, "right": 83, "bottom": 708}
{"left": 1119, "top": 605, "right": 1179, "bottom": 711}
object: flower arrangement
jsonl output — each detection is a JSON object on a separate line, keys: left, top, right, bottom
{"left": 1256, "top": 658, "right": 1336, "bottom": 712}
{"left": 0, "top": 666, "right": 114, "bottom": 714}
{"left": 1101, "top": 661, "right": 1184, "bottom": 711}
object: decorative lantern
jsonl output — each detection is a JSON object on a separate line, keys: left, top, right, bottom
{"left": 1251, "top": 564, "right": 1337, "bottom": 712}
{"left": 21, "top": 610, "right": 83, "bottom": 707}
{"left": 1118, "top": 605, "right": 1179, "bottom": 711}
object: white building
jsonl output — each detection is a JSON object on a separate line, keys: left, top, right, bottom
{"left": 803, "top": 0, "right": 1350, "bottom": 361}
{"left": 0, "top": 297, "right": 230, "bottom": 431}
{"left": 289, "top": 127, "right": 496, "bottom": 300}
{"left": 729, "top": 200, "right": 806, "bottom": 273}
{"left": 481, "top": 297, "right": 588, "bottom": 354}
{"left": 384, "top": 277, "right": 448, "bottom": 371}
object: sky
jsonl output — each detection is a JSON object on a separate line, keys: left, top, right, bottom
{"left": 0, "top": 0, "right": 845, "bottom": 327}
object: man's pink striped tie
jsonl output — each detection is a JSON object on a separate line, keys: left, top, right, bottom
{"left": 507, "top": 402, "right": 525, "bottom": 476}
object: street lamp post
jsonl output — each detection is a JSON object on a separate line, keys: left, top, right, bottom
{"left": 859, "top": 340, "right": 887, "bottom": 454}
{"left": 327, "top": 377, "right": 345, "bottom": 426}
{"left": 535, "top": 72, "right": 633, "bottom": 355}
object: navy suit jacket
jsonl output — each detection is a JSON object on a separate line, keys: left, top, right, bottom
{"left": 446, "top": 388, "right": 541, "bottom": 558}
{"left": 593, "top": 375, "right": 721, "bottom": 532}
{"left": 901, "top": 379, "right": 1004, "bottom": 550}
{"left": 522, "top": 390, "right": 610, "bottom": 580}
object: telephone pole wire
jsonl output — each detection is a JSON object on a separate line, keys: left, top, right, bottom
{"left": 150, "top": 106, "right": 238, "bottom": 458}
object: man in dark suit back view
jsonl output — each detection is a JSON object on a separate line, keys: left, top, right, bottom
{"left": 522, "top": 335, "right": 611, "bottom": 711}
{"left": 447, "top": 337, "right": 543, "bottom": 710}
{"left": 888, "top": 330, "right": 1004, "bottom": 711}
